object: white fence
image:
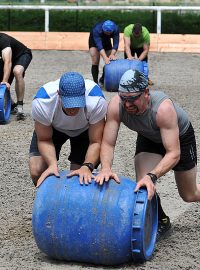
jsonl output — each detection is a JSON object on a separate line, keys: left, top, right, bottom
{"left": 0, "top": 5, "right": 200, "bottom": 33}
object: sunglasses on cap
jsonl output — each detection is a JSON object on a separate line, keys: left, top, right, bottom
{"left": 119, "top": 92, "right": 143, "bottom": 103}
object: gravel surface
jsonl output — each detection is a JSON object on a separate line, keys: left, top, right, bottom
{"left": 0, "top": 50, "right": 200, "bottom": 270}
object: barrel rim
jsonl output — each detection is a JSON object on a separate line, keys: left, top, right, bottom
{"left": 131, "top": 188, "right": 158, "bottom": 262}
{"left": 0, "top": 84, "right": 11, "bottom": 124}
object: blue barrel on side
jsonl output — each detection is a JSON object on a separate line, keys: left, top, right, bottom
{"left": 32, "top": 170, "right": 157, "bottom": 265}
{"left": 104, "top": 59, "right": 148, "bottom": 92}
{"left": 0, "top": 84, "right": 11, "bottom": 124}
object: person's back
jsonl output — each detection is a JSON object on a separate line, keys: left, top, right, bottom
{"left": 0, "top": 32, "right": 32, "bottom": 120}
{"left": 0, "top": 33, "right": 30, "bottom": 61}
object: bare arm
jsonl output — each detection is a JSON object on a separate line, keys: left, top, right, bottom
{"left": 150, "top": 99, "right": 180, "bottom": 177}
{"left": 68, "top": 118, "right": 105, "bottom": 185}
{"left": 95, "top": 95, "right": 121, "bottom": 185}
{"left": 109, "top": 49, "right": 117, "bottom": 60}
{"left": 124, "top": 36, "right": 134, "bottom": 60}
{"left": 100, "top": 49, "right": 110, "bottom": 64}
{"left": 1, "top": 47, "right": 12, "bottom": 89}
{"left": 137, "top": 43, "right": 149, "bottom": 61}
{"left": 135, "top": 99, "right": 180, "bottom": 199}
{"left": 35, "top": 121, "right": 60, "bottom": 187}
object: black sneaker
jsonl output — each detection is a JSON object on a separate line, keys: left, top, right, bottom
{"left": 11, "top": 103, "right": 18, "bottom": 114}
{"left": 98, "top": 77, "right": 104, "bottom": 87}
{"left": 157, "top": 216, "right": 172, "bottom": 241}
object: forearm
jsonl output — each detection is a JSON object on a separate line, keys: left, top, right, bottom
{"left": 83, "top": 142, "right": 101, "bottom": 165}
{"left": 138, "top": 50, "right": 148, "bottom": 61}
{"left": 2, "top": 61, "right": 12, "bottom": 82}
{"left": 125, "top": 45, "right": 133, "bottom": 58}
{"left": 100, "top": 49, "right": 108, "bottom": 61}
{"left": 100, "top": 143, "right": 115, "bottom": 169}
{"left": 110, "top": 49, "right": 117, "bottom": 56}
{"left": 38, "top": 140, "right": 58, "bottom": 167}
{"left": 151, "top": 152, "right": 180, "bottom": 178}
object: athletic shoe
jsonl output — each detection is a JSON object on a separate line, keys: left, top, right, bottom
{"left": 148, "top": 78, "right": 154, "bottom": 85}
{"left": 16, "top": 105, "right": 26, "bottom": 120}
{"left": 98, "top": 77, "right": 104, "bottom": 87}
{"left": 11, "top": 103, "right": 18, "bottom": 114}
{"left": 157, "top": 216, "right": 172, "bottom": 241}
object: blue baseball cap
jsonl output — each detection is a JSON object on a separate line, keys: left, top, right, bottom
{"left": 119, "top": 69, "right": 148, "bottom": 93}
{"left": 59, "top": 72, "right": 86, "bottom": 108}
{"left": 102, "top": 20, "right": 115, "bottom": 33}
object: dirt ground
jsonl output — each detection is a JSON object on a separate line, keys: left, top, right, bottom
{"left": 0, "top": 50, "right": 200, "bottom": 270}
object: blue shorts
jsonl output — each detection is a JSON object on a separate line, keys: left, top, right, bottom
{"left": 135, "top": 123, "right": 197, "bottom": 171}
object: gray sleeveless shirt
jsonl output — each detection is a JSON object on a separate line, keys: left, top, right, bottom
{"left": 119, "top": 91, "right": 190, "bottom": 143}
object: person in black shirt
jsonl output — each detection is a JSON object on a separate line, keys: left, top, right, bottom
{"left": 0, "top": 33, "right": 32, "bottom": 120}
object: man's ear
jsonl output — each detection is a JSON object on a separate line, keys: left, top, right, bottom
{"left": 144, "top": 88, "right": 150, "bottom": 96}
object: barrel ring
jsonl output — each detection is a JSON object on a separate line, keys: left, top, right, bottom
{"left": 131, "top": 188, "right": 158, "bottom": 262}
{"left": 0, "top": 84, "right": 11, "bottom": 123}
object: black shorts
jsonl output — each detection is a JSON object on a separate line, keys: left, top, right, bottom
{"left": 124, "top": 47, "right": 148, "bottom": 62}
{"left": 88, "top": 32, "right": 112, "bottom": 51}
{"left": 135, "top": 123, "right": 197, "bottom": 171}
{"left": 29, "top": 128, "right": 90, "bottom": 165}
{"left": 0, "top": 49, "right": 32, "bottom": 84}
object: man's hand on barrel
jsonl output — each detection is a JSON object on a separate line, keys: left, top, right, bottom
{"left": 1, "top": 81, "right": 11, "bottom": 90}
{"left": 109, "top": 55, "right": 117, "bottom": 61}
{"left": 36, "top": 164, "right": 60, "bottom": 188}
{"left": 67, "top": 166, "right": 94, "bottom": 185}
{"left": 94, "top": 168, "right": 120, "bottom": 185}
{"left": 134, "top": 175, "right": 156, "bottom": 200}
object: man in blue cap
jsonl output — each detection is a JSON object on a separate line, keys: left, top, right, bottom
{"left": 95, "top": 69, "right": 200, "bottom": 240}
{"left": 89, "top": 20, "right": 120, "bottom": 86}
{"left": 29, "top": 71, "right": 107, "bottom": 187}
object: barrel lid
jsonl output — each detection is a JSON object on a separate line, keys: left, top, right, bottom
{"left": 0, "top": 84, "right": 11, "bottom": 124}
{"left": 131, "top": 188, "right": 158, "bottom": 262}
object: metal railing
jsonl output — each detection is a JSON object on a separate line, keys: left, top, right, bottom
{"left": 0, "top": 5, "right": 200, "bottom": 33}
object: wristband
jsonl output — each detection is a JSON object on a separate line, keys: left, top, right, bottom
{"left": 147, "top": 173, "right": 157, "bottom": 184}
{"left": 82, "top": 163, "right": 94, "bottom": 172}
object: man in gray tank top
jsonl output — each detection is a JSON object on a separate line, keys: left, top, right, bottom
{"left": 95, "top": 69, "right": 199, "bottom": 240}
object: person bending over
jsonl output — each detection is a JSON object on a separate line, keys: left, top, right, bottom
{"left": 29, "top": 72, "right": 107, "bottom": 187}
{"left": 95, "top": 69, "right": 200, "bottom": 240}
{"left": 89, "top": 20, "right": 120, "bottom": 86}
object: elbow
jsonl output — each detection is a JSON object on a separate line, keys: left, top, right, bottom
{"left": 173, "top": 151, "right": 181, "bottom": 166}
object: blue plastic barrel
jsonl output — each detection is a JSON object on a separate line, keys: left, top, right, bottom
{"left": 32, "top": 170, "right": 157, "bottom": 265}
{"left": 0, "top": 84, "right": 11, "bottom": 124}
{"left": 104, "top": 59, "right": 148, "bottom": 92}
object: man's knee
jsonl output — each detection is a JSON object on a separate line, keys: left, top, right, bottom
{"left": 13, "top": 66, "right": 24, "bottom": 79}
{"left": 29, "top": 165, "right": 41, "bottom": 186}
{"left": 29, "top": 156, "right": 46, "bottom": 186}
{"left": 180, "top": 193, "right": 197, "bottom": 203}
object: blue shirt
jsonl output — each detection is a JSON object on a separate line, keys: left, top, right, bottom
{"left": 92, "top": 21, "right": 120, "bottom": 51}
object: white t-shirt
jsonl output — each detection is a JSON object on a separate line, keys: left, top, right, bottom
{"left": 32, "top": 79, "right": 107, "bottom": 137}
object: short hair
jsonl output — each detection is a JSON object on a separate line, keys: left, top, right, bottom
{"left": 132, "top": 23, "right": 142, "bottom": 36}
